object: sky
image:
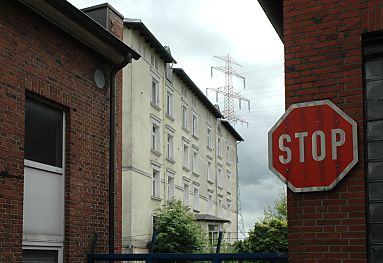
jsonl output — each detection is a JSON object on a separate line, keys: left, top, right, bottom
{"left": 67, "top": 0, "right": 286, "bottom": 236}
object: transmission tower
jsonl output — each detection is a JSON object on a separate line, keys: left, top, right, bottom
{"left": 206, "top": 54, "right": 250, "bottom": 126}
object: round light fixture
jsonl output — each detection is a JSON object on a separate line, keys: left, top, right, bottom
{"left": 94, "top": 69, "right": 105, "bottom": 89}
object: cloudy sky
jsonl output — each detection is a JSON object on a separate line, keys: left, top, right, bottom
{"left": 68, "top": 0, "right": 286, "bottom": 236}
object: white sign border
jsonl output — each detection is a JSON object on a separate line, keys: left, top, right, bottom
{"left": 268, "top": 99, "right": 358, "bottom": 193}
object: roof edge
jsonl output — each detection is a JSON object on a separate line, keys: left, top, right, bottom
{"left": 221, "top": 120, "right": 244, "bottom": 142}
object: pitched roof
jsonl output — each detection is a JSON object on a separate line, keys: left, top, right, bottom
{"left": 195, "top": 214, "right": 231, "bottom": 223}
{"left": 18, "top": 0, "right": 140, "bottom": 64}
{"left": 172, "top": 68, "right": 223, "bottom": 119}
{"left": 257, "top": 0, "right": 283, "bottom": 41}
{"left": 124, "top": 19, "right": 176, "bottom": 63}
{"left": 221, "top": 120, "right": 244, "bottom": 142}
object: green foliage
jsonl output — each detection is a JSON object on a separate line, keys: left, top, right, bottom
{"left": 233, "top": 189, "right": 287, "bottom": 253}
{"left": 152, "top": 200, "right": 208, "bottom": 253}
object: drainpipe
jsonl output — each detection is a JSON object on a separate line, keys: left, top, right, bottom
{"left": 109, "top": 52, "right": 132, "bottom": 254}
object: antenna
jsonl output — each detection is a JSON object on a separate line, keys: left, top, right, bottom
{"left": 207, "top": 54, "right": 250, "bottom": 126}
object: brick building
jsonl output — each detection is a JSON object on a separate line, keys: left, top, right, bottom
{"left": 259, "top": 0, "right": 383, "bottom": 262}
{"left": 0, "top": 1, "right": 138, "bottom": 262}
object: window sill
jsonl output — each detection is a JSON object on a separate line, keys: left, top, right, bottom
{"left": 207, "top": 146, "right": 213, "bottom": 151}
{"left": 192, "top": 171, "right": 199, "bottom": 177}
{"left": 193, "top": 209, "right": 200, "bottom": 213}
{"left": 183, "top": 166, "right": 190, "bottom": 172}
{"left": 227, "top": 190, "right": 232, "bottom": 194}
{"left": 166, "top": 114, "right": 174, "bottom": 121}
{"left": 24, "top": 160, "right": 63, "bottom": 174}
{"left": 151, "top": 196, "right": 162, "bottom": 201}
{"left": 218, "top": 186, "right": 223, "bottom": 190}
{"left": 217, "top": 155, "right": 223, "bottom": 160}
{"left": 150, "top": 102, "right": 161, "bottom": 111}
{"left": 192, "top": 134, "right": 199, "bottom": 140}
{"left": 226, "top": 162, "right": 231, "bottom": 166}
{"left": 207, "top": 179, "right": 214, "bottom": 184}
{"left": 166, "top": 158, "right": 175, "bottom": 164}
{"left": 182, "top": 127, "right": 190, "bottom": 133}
{"left": 151, "top": 150, "right": 162, "bottom": 157}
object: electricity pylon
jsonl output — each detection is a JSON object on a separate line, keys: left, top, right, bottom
{"left": 206, "top": 54, "right": 250, "bottom": 126}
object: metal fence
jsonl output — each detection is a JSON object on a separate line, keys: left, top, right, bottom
{"left": 87, "top": 252, "right": 288, "bottom": 263}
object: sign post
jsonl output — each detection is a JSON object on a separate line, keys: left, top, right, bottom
{"left": 268, "top": 100, "right": 358, "bottom": 192}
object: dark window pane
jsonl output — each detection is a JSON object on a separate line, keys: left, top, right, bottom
{"left": 367, "top": 101, "right": 383, "bottom": 121}
{"left": 368, "top": 141, "right": 383, "bottom": 160}
{"left": 370, "top": 245, "right": 383, "bottom": 263}
{"left": 370, "top": 203, "right": 383, "bottom": 223}
{"left": 368, "top": 162, "right": 383, "bottom": 182}
{"left": 367, "top": 80, "right": 383, "bottom": 100}
{"left": 25, "top": 97, "right": 63, "bottom": 167}
{"left": 370, "top": 224, "right": 383, "bottom": 244}
{"left": 369, "top": 182, "right": 383, "bottom": 201}
{"left": 22, "top": 249, "right": 58, "bottom": 262}
{"left": 367, "top": 120, "right": 383, "bottom": 140}
{"left": 366, "top": 60, "right": 383, "bottom": 80}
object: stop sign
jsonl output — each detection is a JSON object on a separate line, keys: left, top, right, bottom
{"left": 268, "top": 100, "right": 358, "bottom": 192}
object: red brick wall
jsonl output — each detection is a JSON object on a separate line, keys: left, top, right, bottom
{"left": 0, "top": 2, "right": 123, "bottom": 262}
{"left": 283, "top": 1, "right": 383, "bottom": 262}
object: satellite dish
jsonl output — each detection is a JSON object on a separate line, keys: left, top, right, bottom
{"left": 94, "top": 69, "right": 105, "bottom": 89}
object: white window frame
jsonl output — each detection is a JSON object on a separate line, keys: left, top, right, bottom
{"left": 182, "top": 105, "right": 188, "bottom": 130}
{"left": 183, "top": 143, "right": 189, "bottom": 170}
{"left": 183, "top": 183, "right": 190, "bottom": 207}
{"left": 151, "top": 123, "right": 160, "bottom": 153}
{"left": 217, "top": 166, "right": 223, "bottom": 189}
{"left": 207, "top": 160, "right": 213, "bottom": 183}
{"left": 217, "top": 136, "right": 222, "bottom": 157}
{"left": 226, "top": 144, "right": 230, "bottom": 162}
{"left": 151, "top": 76, "right": 160, "bottom": 107}
{"left": 166, "top": 88, "right": 174, "bottom": 117}
{"left": 192, "top": 149, "right": 199, "bottom": 174}
{"left": 226, "top": 170, "right": 231, "bottom": 193}
{"left": 152, "top": 166, "right": 161, "bottom": 198}
{"left": 193, "top": 187, "right": 200, "bottom": 212}
{"left": 207, "top": 127, "right": 212, "bottom": 149}
{"left": 208, "top": 193, "right": 213, "bottom": 215}
{"left": 192, "top": 113, "right": 198, "bottom": 137}
{"left": 167, "top": 171, "right": 175, "bottom": 200}
{"left": 167, "top": 132, "right": 174, "bottom": 161}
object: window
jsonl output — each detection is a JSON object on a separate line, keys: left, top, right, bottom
{"left": 227, "top": 171, "right": 231, "bottom": 193}
{"left": 192, "top": 113, "right": 198, "bottom": 136}
{"left": 166, "top": 89, "right": 173, "bottom": 117}
{"left": 217, "top": 137, "right": 222, "bottom": 157}
{"left": 183, "top": 183, "right": 190, "bottom": 206}
{"left": 183, "top": 144, "right": 189, "bottom": 169}
{"left": 217, "top": 167, "right": 223, "bottom": 188}
{"left": 22, "top": 249, "right": 59, "bottom": 262}
{"left": 182, "top": 105, "right": 188, "bottom": 129}
{"left": 226, "top": 145, "right": 230, "bottom": 162}
{"left": 151, "top": 123, "right": 160, "bottom": 152}
{"left": 193, "top": 187, "right": 199, "bottom": 211}
{"left": 151, "top": 54, "right": 158, "bottom": 70}
{"left": 151, "top": 77, "right": 160, "bottom": 106}
{"left": 218, "top": 199, "right": 222, "bottom": 217}
{"left": 207, "top": 160, "right": 213, "bottom": 182}
{"left": 208, "top": 224, "right": 219, "bottom": 247}
{"left": 227, "top": 202, "right": 231, "bottom": 219}
{"left": 168, "top": 173, "right": 175, "bottom": 200}
{"left": 208, "top": 193, "right": 213, "bottom": 215}
{"left": 364, "top": 37, "right": 383, "bottom": 259}
{"left": 152, "top": 169, "right": 160, "bottom": 198}
{"left": 25, "top": 97, "right": 63, "bottom": 167}
{"left": 167, "top": 133, "right": 174, "bottom": 160}
{"left": 192, "top": 150, "right": 198, "bottom": 174}
{"left": 207, "top": 127, "right": 212, "bottom": 148}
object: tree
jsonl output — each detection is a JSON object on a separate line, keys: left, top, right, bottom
{"left": 233, "top": 189, "right": 287, "bottom": 253}
{"left": 152, "top": 200, "right": 208, "bottom": 253}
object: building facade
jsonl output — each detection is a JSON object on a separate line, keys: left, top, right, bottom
{"left": 259, "top": 0, "right": 383, "bottom": 262}
{"left": 120, "top": 19, "right": 243, "bottom": 252}
{"left": 0, "top": 1, "right": 138, "bottom": 262}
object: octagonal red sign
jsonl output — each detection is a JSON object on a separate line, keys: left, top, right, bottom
{"left": 268, "top": 100, "right": 358, "bottom": 192}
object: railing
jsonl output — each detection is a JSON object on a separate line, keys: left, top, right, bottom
{"left": 87, "top": 252, "right": 288, "bottom": 263}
